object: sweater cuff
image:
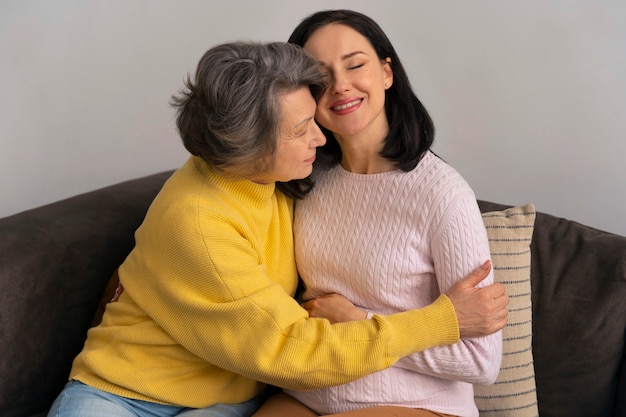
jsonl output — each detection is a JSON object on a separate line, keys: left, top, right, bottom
{"left": 377, "top": 294, "right": 459, "bottom": 359}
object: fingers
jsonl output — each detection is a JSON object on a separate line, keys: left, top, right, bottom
{"left": 471, "top": 259, "right": 492, "bottom": 282}
{"left": 301, "top": 294, "right": 331, "bottom": 309}
{"left": 493, "top": 291, "right": 510, "bottom": 312}
{"left": 439, "top": 260, "right": 508, "bottom": 338}
{"left": 458, "top": 302, "right": 509, "bottom": 338}
{"left": 302, "top": 293, "right": 367, "bottom": 323}
{"left": 488, "top": 299, "right": 510, "bottom": 333}
{"left": 481, "top": 282, "right": 507, "bottom": 299}
{"left": 111, "top": 283, "right": 124, "bottom": 302}
{"left": 456, "top": 260, "right": 492, "bottom": 289}
{"left": 481, "top": 291, "right": 509, "bottom": 334}
{"left": 301, "top": 296, "right": 333, "bottom": 318}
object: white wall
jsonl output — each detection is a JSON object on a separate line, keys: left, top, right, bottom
{"left": 1, "top": 0, "right": 625, "bottom": 236}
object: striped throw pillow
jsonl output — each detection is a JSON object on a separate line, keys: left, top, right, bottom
{"left": 474, "top": 204, "right": 538, "bottom": 417}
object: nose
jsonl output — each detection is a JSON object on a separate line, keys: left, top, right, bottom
{"left": 311, "top": 122, "right": 326, "bottom": 147}
{"left": 329, "top": 72, "right": 350, "bottom": 94}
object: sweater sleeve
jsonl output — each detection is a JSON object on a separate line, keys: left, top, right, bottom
{"left": 121, "top": 194, "right": 460, "bottom": 392}
{"left": 394, "top": 190, "right": 502, "bottom": 385}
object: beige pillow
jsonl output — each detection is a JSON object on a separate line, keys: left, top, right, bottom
{"left": 474, "top": 204, "right": 539, "bottom": 417}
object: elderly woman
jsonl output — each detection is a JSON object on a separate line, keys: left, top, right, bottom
{"left": 47, "top": 41, "right": 506, "bottom": 417}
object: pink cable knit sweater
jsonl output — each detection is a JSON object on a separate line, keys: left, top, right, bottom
{"left": 287, "top": 151, "right": 502, "bottom": 417}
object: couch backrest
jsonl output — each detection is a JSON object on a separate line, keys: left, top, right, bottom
{"left": 1, "top": 179, "right": 623, "bottom": 417}
{"left": 0, "top": 170, "right": 173, "bottom": 417}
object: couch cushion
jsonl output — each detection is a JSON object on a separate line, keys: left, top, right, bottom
{"left": 474, "top": 204, "right": 538, "bottom": 417}
{"left": 479, "top": 201, "right": 626, "bottom": 417}
{"left": 0, "top": 170, "right": 173, "bottom": 417}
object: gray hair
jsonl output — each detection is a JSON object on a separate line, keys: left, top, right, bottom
{"left": 171, "top": 41, "right": 325, "bottom": 179}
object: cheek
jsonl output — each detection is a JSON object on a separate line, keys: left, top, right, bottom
{"left": 315, "top": 105, "right": 331, "bottom": 128}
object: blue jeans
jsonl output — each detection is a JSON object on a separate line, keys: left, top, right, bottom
{"left": 47, "top": 380, "right": 264, "bottom": 417}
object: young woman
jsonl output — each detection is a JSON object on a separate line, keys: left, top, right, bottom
{"left": 252, "top": 10, "right": 502, "bottom": 417}
{"left": 47, "top": 41, "right": 505, "bottom": 417}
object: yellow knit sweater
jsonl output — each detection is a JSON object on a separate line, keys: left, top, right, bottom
{"left": 69, "top": 156, "right": 459, "bottom": 408}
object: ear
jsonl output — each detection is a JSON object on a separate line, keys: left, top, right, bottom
{"left": 383, "top": 57, "right": 393, "bottom": 89}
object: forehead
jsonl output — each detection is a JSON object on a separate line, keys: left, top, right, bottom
{"left": 304, "top": 23, "right": 374, "bottom": 59}
{"left": 278, "top": 87, "right": 316, "bottom": 131}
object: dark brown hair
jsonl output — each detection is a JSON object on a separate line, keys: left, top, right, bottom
{"left": 288, "top": 9, "right": 435, "bottom": 171}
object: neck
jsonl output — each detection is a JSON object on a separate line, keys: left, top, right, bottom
{"left": 335, "top": 131, "right": 395, "bottom": 175}
{"left": 340, "top": 154, "right": 395, "bottom": 174}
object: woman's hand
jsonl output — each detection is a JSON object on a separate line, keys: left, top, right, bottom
{"left": 302, "top": 293, "right": 368, "bottom": 323}
{"left": 446, "top": 260, "right": 509, "bottom": 338}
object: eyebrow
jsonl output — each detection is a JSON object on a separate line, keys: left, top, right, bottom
{"left": 293, "top": 116, "right": 314, "bottom": 131}
{"left": 291, "top": 116, "right": 315, "bottom": 132}
{"left": 318, "top": 50, "right": 367, "bottom": 66}
{"left": 342, "top": 51, "right": 367, "bottom": 60}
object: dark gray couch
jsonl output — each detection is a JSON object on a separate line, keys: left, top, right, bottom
{"left": 1, "top": 171, "right": 625, "bottom": 417}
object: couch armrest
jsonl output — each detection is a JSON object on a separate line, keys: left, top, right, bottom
{"left": 0, "top": 170, "right": 173, "bottom": 417}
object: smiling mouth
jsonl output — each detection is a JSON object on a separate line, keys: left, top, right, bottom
{"left": 331, "top": 99, "right": 362, "bottom": 111}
